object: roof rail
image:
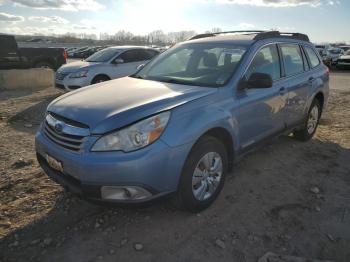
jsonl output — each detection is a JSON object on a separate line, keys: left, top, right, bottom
{"left": 188, "top": 30, "right": 310, "bottom": 42}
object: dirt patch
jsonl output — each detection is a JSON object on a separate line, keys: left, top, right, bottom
{"left": 0, "top": 83, "right": 350, "bottom": 262}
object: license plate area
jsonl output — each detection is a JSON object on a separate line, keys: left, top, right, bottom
{"left": 46, "top": 154, "right": 63, "bottom": 172}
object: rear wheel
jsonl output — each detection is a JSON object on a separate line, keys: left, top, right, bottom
{"left": 173, "top": 136, "right": 228, "bottom": 212}
{"left": 91, "top": 75, "right": 110, "bottom": 84}
{"left": 293, "top": 99, "right": 321, "bottom": 141}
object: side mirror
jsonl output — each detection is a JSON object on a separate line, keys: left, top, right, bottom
{"left": 238, "top": 72, "right": 273, "bottom": 90}
{"left": 136, "top": 64, "right": 145, "bottom": 70}
{"left": 113, "top": 58, "right": 124, "bottom": 64}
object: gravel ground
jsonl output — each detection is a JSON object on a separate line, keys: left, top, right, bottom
{"left": 0, "top": 70, "right": 349, "bottom": 262}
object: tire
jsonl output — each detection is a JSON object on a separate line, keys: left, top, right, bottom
{"left": 91, "top": 75, "right": 110, "bottom": 84}
{"left": 173, "top": 136, "right": 228, "bottom": 212}
{"left": 293, "top": 99, "right": 321, "bottom": 141}
{"left": 34, "top": 61, "right": 53, "bottom": 69}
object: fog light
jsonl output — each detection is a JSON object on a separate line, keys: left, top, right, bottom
{"left": 101, "top": 186, "right": 152, "bottom": 200}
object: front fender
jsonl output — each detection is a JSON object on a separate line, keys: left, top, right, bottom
{"left": 160, "top": 103, "right": 239, "bottom": 152}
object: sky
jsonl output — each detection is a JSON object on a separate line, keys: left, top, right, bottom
{"left": 0, "top": 0, "right": 349, "bottom": 43}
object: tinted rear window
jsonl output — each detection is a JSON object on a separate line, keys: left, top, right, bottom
{"left": 0, "top": 36, "right": 17, "bottom": 51}
{"left": 280, "top": 44, "right": 304, "bottom": 76}
{"left": 304, "top": 46, "right": 320, "bottom": 68}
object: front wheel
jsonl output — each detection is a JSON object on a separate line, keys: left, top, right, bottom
{"left": 173, "top": 136, "right": 228, "bottom": 212}
{"left": 293, "top": 99, "right": 321, "bottom": 141}
{"left": 91, "top": 75, "right": 110, "bottom": 84}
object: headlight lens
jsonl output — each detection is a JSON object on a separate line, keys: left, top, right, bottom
{"left": 69, "top": 70, "right": 88, "bottom": 78}
{"left": 91, "top": 111, "right": 170, "bottom": 152}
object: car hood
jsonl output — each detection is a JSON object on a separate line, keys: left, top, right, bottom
{"left": 48, "top": 77, "right": 217, "bottom": 134}
{"left": 339, "top": 55, "right": 350, "bottom": 60}
{"left": 57, "top": 61, "right": 100, "bottom": 73}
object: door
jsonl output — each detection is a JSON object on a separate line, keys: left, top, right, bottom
{"left": 110, "top": 49, "right": 158, "bottom": 78}
{"left": 278, "top": 43, "right": 309, "bottom": 127}
{"left": 237, "top": 44, "right": 287, "bottom": 149}
{"left": 0, "top": 35, "right": 21, "bottom": 69}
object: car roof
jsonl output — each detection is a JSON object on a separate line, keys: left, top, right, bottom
{"left": 185, "top": 34, "right": 255, "bottom": 46}
{"left": 185, "top": 31, "right": 310, "bottom": 46}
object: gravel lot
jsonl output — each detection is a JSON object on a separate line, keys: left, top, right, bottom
{"left": 0, "top": 70, "right": 349, "bottom": 262}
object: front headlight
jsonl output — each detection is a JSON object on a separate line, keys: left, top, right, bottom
{"left": 91, "top": 111, "right": 171, "bottom": 152}
{"left": 69, "top": 70, "right": 88, "bottom": 78}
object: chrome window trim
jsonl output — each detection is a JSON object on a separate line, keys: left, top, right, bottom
{"left": 241, "top": 41, "right": 320, "bottom": 86}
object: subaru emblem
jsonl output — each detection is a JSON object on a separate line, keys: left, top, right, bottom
{"left": 54, "top": 123, "right": 63, "bottom": 133}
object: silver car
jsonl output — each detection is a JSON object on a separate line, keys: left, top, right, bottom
{"left": 55, "top": 46, "right": 159, "bottom": 91}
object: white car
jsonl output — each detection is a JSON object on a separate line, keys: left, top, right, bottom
{"left": 327, "top": 48, "right": 344, "bottom": 65}
{"left": 55, "top": 46, "right": 159, "bottom": 91}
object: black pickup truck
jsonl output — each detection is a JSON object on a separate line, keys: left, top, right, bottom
{"left": 0, "top": 35, "right": 67, "bottom": 70}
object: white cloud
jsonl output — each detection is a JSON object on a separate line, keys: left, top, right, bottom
{"left": 73, "top": 19, "right": 97, "bottom": 30}
{"left": 216, "top": 0, "right": 334, "bottom": 7}
{"left": 11, "top": 0, "right": 104, "bottom": 11}
{"left": 28, "top": 16, "right": 69, "bottom": 24}
{"left": 0, "top": 12, "right": 24, "bottom": 22}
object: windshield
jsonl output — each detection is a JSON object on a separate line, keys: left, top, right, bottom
{"left": 133, "top": 43, "right": 247, "bottom": 87}
{"left": 85, "top": 48, "right": 119, "bottom": 62}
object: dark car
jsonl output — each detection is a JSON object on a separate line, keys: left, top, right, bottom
{"left": 0, "top": 34, "right": 67, "bottom": 70}
{"left": 73, "top": 47, "right": 103, "bottom": 59}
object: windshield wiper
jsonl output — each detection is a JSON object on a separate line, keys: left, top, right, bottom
{"left": 130, "top": 74, "right": 144, "bottom": 79}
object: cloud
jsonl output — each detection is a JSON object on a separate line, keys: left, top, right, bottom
{"left": 73, "top": 19, "right": 97, "bottom": 30}
{"left": 28, "top": 15, "right": 69, "bottom": 24}
{"left": 0, "top": 12, "right": 24, "bottom": 22}
{"left": 217, "top": 0, "right": 335, "bottom": 7}
{"left": 11, "top": 0, "right": 104, "bottom": 11}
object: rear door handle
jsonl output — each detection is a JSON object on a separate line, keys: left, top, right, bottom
{"left": 279, "top": 87, "right": 287, "bottom": 95}
{"left": 308, "top": 77, "right": 314, "bottom": 82}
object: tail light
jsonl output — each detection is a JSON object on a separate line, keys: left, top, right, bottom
{"left": 326, "top": 66, "right": 330, "bottom": 75}
{"left": 63, "top": 49, "right": 68, "bottom": 61}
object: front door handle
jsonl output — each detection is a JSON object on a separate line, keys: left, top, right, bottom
{"left": 308, "top": 77, "right": 314, "bottom": 82}
{"left": 279, "top": 87, "right": 287, "bottom": 95}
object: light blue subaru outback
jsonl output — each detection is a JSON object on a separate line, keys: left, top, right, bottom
{"left": 35, "top": 31, "right": 329, "bottom": 212}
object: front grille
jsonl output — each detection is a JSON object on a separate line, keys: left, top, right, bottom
{"left": 339, "top": 59, "right": 350, "bottom": 63}
{"left": 43, "top": 114, "right": 89, "bottom": 152}
{"left": 56, "top": 72, "right": 69, "bottom": 80}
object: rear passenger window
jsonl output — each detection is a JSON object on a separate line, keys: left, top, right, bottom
{"left": 246, "top": 44, "right": 281, "bottom": 81}
{"left": 280, "top": 44, "right": 304, "bottom": 76}
{"left": 138, "top": 50, "right": 159, "bottom": 60}
{"left": 304, "top": 46, "right": 320, "bottom": 68}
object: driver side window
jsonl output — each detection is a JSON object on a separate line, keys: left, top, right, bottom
{"left": 246, "top": 44, "right": 281, "bottom": 82}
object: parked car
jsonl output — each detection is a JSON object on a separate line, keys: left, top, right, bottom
{"left": 68, "top": 46, "right": 89, "bottom": 58}
{"left": 336, "top": 50, "right": 350, "bottom": 69}
{"left": 0, "top": 34, "right": 67, "bottom": 70}
{"left": 327, "top": 48, "right": 344, "bottom": 65}
{"left": 339, "top": 45, "right": 350, "bottom": 52}
{"left": 55, "top": 46, "right": 159, "bottom": 91}
{"left": 36, "top": 31, "right": 329, "bottom": 212}
{"left": 73, "top": 47, "right": 101, "bottom": 59}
